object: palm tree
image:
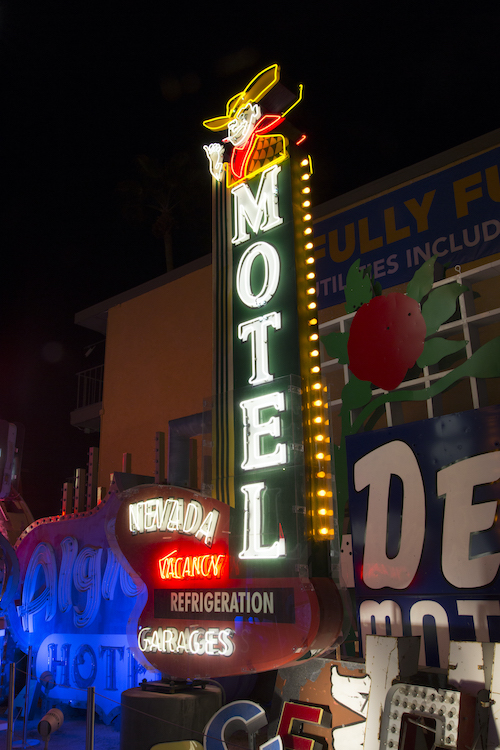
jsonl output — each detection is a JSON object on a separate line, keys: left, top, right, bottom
{"left": 118, "top": 154, "right": 181, "bottom": 273}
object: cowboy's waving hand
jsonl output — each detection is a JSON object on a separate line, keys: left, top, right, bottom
{"left": 203, "top": 143, "right": 225, "bottom": 182}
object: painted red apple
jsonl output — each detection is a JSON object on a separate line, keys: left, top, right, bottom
{"left": 347, "top": 293, "right": 426, "bottom": 390}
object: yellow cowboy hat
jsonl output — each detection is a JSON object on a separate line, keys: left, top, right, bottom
{"left": 203, "top": 64, "right": 280, "bottom": 132}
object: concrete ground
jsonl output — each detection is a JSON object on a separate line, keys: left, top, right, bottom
{"left": 0, "top": 686, "right": 267, "bottom": 750}
{"left": 0, "top": 710, "right": 121, "bottom": 750}
{"left": 0, "top": 711, "right": 258, "bottom": 750}
{"left": 0, "top": 674, "right": 273, "bottom": 750}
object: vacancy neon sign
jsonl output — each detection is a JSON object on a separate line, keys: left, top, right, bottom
{"left": 158, "top": 550, "right": 227, "bottom": 580}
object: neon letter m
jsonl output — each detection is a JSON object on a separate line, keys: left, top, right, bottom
{"left": 231, "top": 164, "right": 283, "bottom": 246}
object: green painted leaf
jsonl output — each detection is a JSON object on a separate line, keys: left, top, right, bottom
{"left": 349, "top": 336, "right": 500, "bottom": 437}
{"left": 422, "top": 282, "right": 467, "bottom": 336}
{"left": 321, "top": 331, "right": 349, "bottom": 364}
{"left": 341, "top": 374, "right": 372, "bottom": 411}
{"left": 417, "top": 337, "right": 467, "bottom": 368}
{"left": 345, "top": 260, "right": 373, "bottom": 313}
{"left": 460, "top": 336, "right": 500, "bottom": 378}
{"left": 406, "top": 256, "right": 437, "bottom": 302}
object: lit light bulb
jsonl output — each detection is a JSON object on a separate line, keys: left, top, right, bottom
{"left": 305, "top": 257, "right": 314, "bottom": 264}
{"left": 309, "top": 332, "right": 318, "bottom": 340}
{"left": 302, "top": 187, "right": 310, "bottom": 194}
{"left": 307, "top": 301, "right": 317, "bottom": 310}
{"left": 307, "top": 287, "right": 315, "bottom": 295}
{"left": 305, "top": 242, "right": 313, "bottom": 249}
{"left": 303, "top": 213, "right": 312, "bottom": 222}
{"left": 302, "top": 200, "right": 311, "bottom": 208}
{"left": 307, "top": 272, "right": 315, "bottom": 280}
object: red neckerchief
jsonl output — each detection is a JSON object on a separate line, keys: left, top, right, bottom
{"left": 229, "top": 114, "right": 284, "bottom": 182}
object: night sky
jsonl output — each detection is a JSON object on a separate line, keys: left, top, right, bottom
{"left": 3, "top": 2, "right": 500, "bottom": 519}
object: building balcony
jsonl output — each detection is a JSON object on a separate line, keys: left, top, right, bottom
{"left": 70, "top": 364, "right": 104, "bottom": 433}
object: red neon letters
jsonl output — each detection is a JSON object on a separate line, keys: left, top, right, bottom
{"left": 158, "top": 550, "right": 227, "bottom": 581}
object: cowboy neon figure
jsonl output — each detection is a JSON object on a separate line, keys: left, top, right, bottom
{"left": 203, "top": 64, "right": 302, "bottom": 187}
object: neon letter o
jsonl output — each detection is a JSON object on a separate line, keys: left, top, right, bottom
{"left": 236, "top": 242, "right": 280, "bottom": 308}
{"left": 73, "top": 644, "right": 97, "bottom": 689}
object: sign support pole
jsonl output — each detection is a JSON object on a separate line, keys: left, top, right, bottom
{"left": 7, "top": 662, "right": 15, "bottom": 750}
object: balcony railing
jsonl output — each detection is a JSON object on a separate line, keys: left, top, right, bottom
{"left": 75, "top": 365, "right": 104, "bottom": 409}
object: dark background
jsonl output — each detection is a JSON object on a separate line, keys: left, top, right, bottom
{"left": 2, "top": 2, "right": 500, "bottom": 519}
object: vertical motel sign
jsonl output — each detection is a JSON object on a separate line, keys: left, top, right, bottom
{"left": 206, "top": 66, "right": 343, "bottom": 638}
{"left": 111, "top": 67, "right": 343, "bottom": 681}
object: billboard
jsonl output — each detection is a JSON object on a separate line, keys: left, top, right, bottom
{"left": 314, "top": 142, "right": 500, "bottom": 309}
{"left": 347, "top": 405, "right": 500, "bottom": 668}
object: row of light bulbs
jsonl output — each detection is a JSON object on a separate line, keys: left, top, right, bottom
{"left": 299, "top": 156, "right": 334, "bottom": 538}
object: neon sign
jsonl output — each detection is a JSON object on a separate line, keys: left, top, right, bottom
{"left": 111, "top": 484, "right": 344, "bottom": 678}
{"left": 158, "top": 550, "right": 227, "bottom": 580}
{"left": 7, "top": 498, "right": 161, "bottom": 722}
{"left": 105, "top": 68, "right": 344, "bottom": 681}
{"left": 138, "top": 626, "right": 235, "bottom": 657}
{"left": 202, "top": 66, "right": 343, "bottom": 674}
{"left": 128, "top": 496, "right": 219, "bottom": 546}
{"left": 203, "top": 65, "right": 301, "bottom": 186}
{"left": 230, "top": 156, "right": 293, "bottom": 560}
{"left": 239, "top": 392, "right": 287, "bottom": 472}
{"left": 239, "top": 483, "right": 285, "bottom": 559}
{"left": 235, "top": 239, "right": 281, "bottom": 307}
{"left": 231, "top": 164, "right": 284, "bottom": 243}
